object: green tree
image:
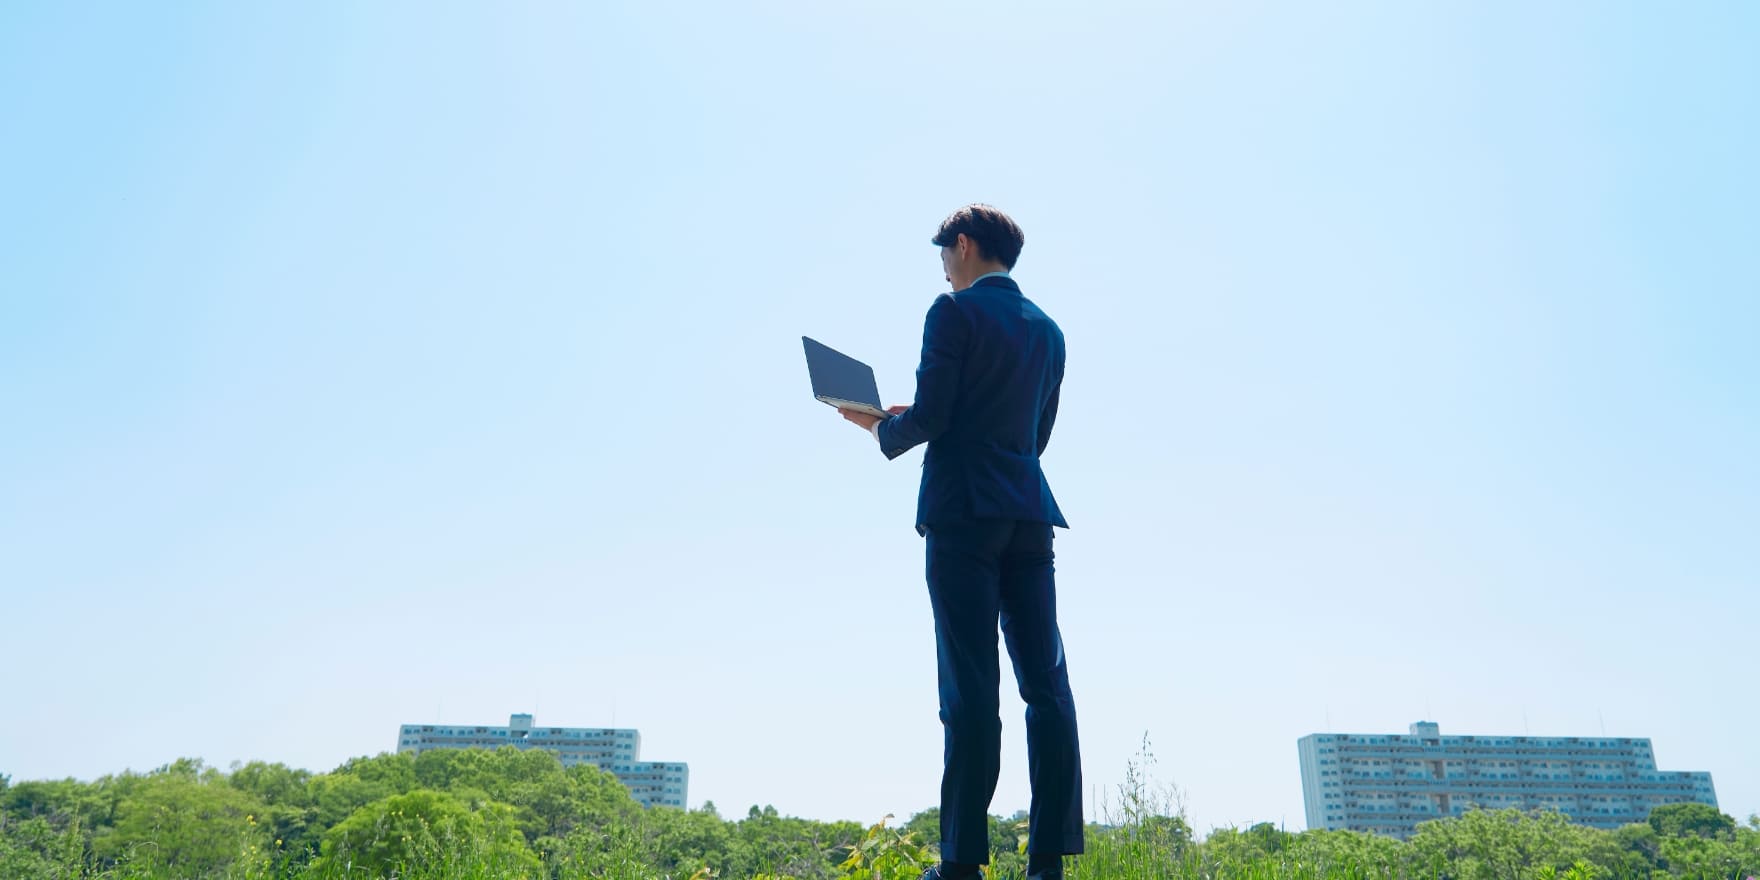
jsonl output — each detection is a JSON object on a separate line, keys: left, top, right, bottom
{"left": 1648, "top": 802, "right": 1737, "bottom": 840}
{"left": 1610, "top": 822, "right": 1663, "bottom": 875}
{"left": 409, "top": 746, "right": 651, "bottom": 850}
{"left": 1650, "top": 820, "right": 1760, "bottom": 878}
{"left": 502, "top": 759, "right": 643, "bottom": 846}
{"left": 1245, "top": 821, "right": 1292, "bottom": 854}
{"left": 0, "top": 815, "right": 86, "bottom": 880}
{"left": 91, "top": 771, "right": 269, "bottom": 877}
{"left": 900, "top": 808, "right": 939, "bottom": 851}
{"left": 412, "top": 745, "right": 561, "bottom": 798}
{"left": 1286, "top": 828, "right": 1408, "bottom": 878}
{"left": 1202, "top": 824, "right": 1293, "bottom": 874}
{"left": 227, "top": 761, "right": 318, "bottom": 861}
{"left": 315, "top": 788, "right": 538, "bottom": 877}
{"left": 1409, "top": 808, "right": 1632, "bottom": 880}
{"left": 1657, "top": 833, "right": 1744, "bottom": 878}
{"left": 3, "top": 776, "right": 117, "bottom": 837}
{"left": 152, "top": 757, "right": 220, "bottom": 783}
{"left": 227, "top": 761, "right": 312, "bottom": 807}
{"left": 306, "top": 751, "right": 418, "bottom": 831}
{"left": 647, "top": 802, "right": 736, "bottom": 877}
{"left": 727, "top": 804, "right": 862, "bottom": 880}
{"left": 1730, "top": 822, "right": 1760, "bottom": 875}
{"left": 554, "top": 817, "right": 662, "bottom": 879}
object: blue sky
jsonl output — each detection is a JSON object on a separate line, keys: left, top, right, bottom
{"left": 2, "top": 1, "right": 1756, "bottom": 834}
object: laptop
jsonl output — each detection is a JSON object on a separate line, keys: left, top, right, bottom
{"left": 802, "top": 336, "right": 888, "bottom": 418}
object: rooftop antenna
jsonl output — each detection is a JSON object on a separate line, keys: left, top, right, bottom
{"left": 1599, "top": 709, "right": 1606, "bottom": 736}
{"left": 1523, "top": 706, "right": 1529, "bottom": 735}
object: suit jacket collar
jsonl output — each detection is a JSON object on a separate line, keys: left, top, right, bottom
{"left": 968, "top": 274, "right": 1020, "bottom": 293}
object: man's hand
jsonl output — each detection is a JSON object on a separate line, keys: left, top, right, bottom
{"left": 838, "top": 408, "right": 883, "bottom": 430}
{"left": 839, "top": 405, "right": 907, "bottom": 433}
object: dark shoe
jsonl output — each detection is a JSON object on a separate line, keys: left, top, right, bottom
{"left": 919, "top": 864, "right": 984, "bottom": 880}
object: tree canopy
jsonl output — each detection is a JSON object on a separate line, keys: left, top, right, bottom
{"left": 2, "top": 747, "right": 1756, "bottom": 880}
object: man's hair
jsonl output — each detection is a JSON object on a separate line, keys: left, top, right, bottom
{"left": 932, "top": 204, "right": 1025, "bottom": 270}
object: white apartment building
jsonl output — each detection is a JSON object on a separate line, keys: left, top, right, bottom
{"left": 1298, "top": 720, "right": 1716, "bottom": 839}
{"left": 397, "top": 713, "right": 688, "bottom": 809}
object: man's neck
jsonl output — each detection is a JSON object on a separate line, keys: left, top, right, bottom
{"left": 961, "top": 265, "right": 1010, "bottom": 289}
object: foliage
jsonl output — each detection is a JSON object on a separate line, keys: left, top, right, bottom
{"left": 1071, "top": 732, "right": 1195, "bottom": 880}
{"left": 0, "top": 814, "right": 86, "bottom": 880}
{"left": 1649, "top": 803, "right": 1738, "bottom": 841}
{"left": 314, "top": 788, "right": 538, "bottom": 877}
{"left": 92, "top": 765, "right": 270, "bottom": 878}
{"left": 1405, "top": 807, "right": 1631, "bottom": 880}
{"left": 5, "top": 744, "right": 1759, "bottom": 880}
{"left": 835, "top": 814, "right": 935, "bottom": 880}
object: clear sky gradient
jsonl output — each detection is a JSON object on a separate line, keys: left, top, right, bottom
{"left": 3, "top": 1, "right": 1756, "bottom": 834}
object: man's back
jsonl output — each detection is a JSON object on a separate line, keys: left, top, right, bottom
{"left": 876, "top": 274, "right": 1067, "bottom": 530}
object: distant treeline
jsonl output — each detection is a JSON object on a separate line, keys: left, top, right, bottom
{"left": 1, "top": 747, "right": 1756, "bottom": 879}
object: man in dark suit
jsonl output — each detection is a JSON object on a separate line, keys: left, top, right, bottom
{"left": 838, "top": 205, "right": 1082, "bottom": 880}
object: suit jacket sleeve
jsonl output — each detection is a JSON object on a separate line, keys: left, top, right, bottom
{"left": 1037, "top": 379, "right": 1060, "bottom": 457}
{"left": 876, "top": 294, "right": 968, "bottom": 461}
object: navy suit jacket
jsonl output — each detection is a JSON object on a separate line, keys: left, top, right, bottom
{"left": 875, "top": 274, "right": 1068, "bottom": 533}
